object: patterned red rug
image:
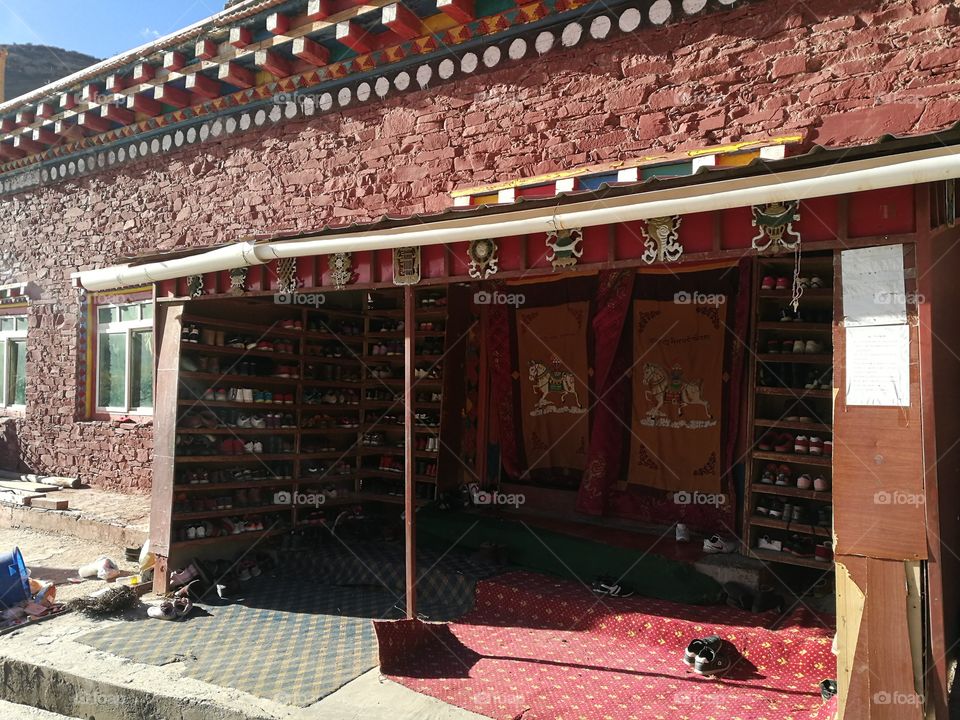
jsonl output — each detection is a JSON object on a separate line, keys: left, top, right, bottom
{"left": 376, "top": 571, "right": 836, "bottom": 720}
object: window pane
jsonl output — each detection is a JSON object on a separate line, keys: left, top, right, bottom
{"left": 0, "top": 318, "right": 12, "bottom": 332}
{"left": 14, "top": 317, "right": 26, "bottom": 332}
{"left": 98, "top": 333, "right": 127, "bottom": 408}
{"left": 140, "top": 303, "right": 153, "bottom": 321}
{"left": 130, "top": 330, "right": 153, "bottom": 409}
{"left": 119, "top": 304, "right": 139, "bottom": 322}
{"left": 9, "top": 340, "right": 25, "bottom": 405}
{"left": 97, "top": 307, "right": 116, "bottom": 324}
{"left": 0, "top": 342, "right": 5, "bottom": 406}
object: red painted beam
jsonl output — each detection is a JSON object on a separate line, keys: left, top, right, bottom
{"left": 58, "top": 92, "right": 78, "bottom": 111}
{"left": 195, "top": 38, "right": 218, "bottom": 60}
{"left": 77, "top": 111, "right": 113, "bottom": 133}
{"left": 132, "top": 62, "right": 156, "bottom": 83}
{"left": 36, "top": 102, "right": 56, "bottom": 119}
{"left": 30, "top": 127, "right": 58, "bottom": 146}
{"left": 54, "top": 119, "right": 86, "bottom": 141}
{"left": 14, "top": 109, "right": 34, "bottom": 127}
{"left": 306, "top": 0, "right": 334, "bottom": 19}
{"left": 127, "top": 93, "right": 163, "bottom": 116}
{"left": 0, "top": 117, "right": 16, "bottom": 132}
{"left": 218, "top": 61, "right": 255, "bottom": 88}
{"left": 291, "top": 36, "right": 330, "bottom": 66}
{"left": 335, "top": 20, "right": 372, "bottom": 53}
{"left": 81, "top": 82, "right": 102, "bottom": 102}
{"left": 185, "top": 73, "right": 221, "bottom": 98}
{"left": 163, "top": 51, "right": 186, "bottom": 72}
{"left": 12, "top": 135, "right": 44, "bottom": 154}
{"left": 0, "top": 142, "right": 25, "bottom": 160}
{"left": 255, "top": 49, "right": 293, "bottom": 78}
{"left": 437, "top": 0, "right": 474, "bottom": 23}
{"left": 266, "top": 12, "right": 290, "bottom": 35}
{"left": 382, "top": 3, "right": 423, "bottom": 40}
{"left": 153, "top": 84, "right": 193, "bottom": 108}
{"left": 101, "top": 103, "right": 134, "bottom": 125}
{"left": 105, "top": 73, "right": 127, "bottom": 93}
{"left": 229, "top": 26, "right": 253, "bottom": 48}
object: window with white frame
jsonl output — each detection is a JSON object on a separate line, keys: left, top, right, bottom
{"left": 96, "top": 301, "right": 154, "bottom": 413}
{"left": 0, "top": 315, "right": 27, "bottom": 408}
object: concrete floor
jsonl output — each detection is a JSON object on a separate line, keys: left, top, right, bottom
{"left": 0, "top": 525, "right": 487, "bottom": 720}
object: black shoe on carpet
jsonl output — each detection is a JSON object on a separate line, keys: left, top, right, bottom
{"left": 694, "top": 645, "right": 731, "bottom": 676}
{"left": 820, "top": 679, "right": 837, "bottom": 701}
{"left": 683, "top": 635, "right": 722, "bottom": 666}
{"left": 591, "top": 577, "right": 634, "bottom": 598}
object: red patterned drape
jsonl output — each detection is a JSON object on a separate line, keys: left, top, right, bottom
{"left": 576, "top": 270, "right": 634, "bottom": 515}
{"left": 483, "top": 288, "right": 521, "bottom": 479}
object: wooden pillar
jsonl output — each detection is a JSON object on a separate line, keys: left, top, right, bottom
{"left": 404, "top": 284, "right": 416, "bottom": 618}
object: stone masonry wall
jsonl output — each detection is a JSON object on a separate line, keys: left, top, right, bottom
{"left": 0, "top": 0, "right": 958, "bottom": 492}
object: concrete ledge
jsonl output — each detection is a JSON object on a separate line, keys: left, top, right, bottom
{"left": 693, "top": 552, "right": 772, "bottom": 592}
{"left": 0, "top": 502, "right": 147, "bottom": 548}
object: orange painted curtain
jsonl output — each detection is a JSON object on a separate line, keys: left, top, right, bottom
{"left": 627, "top": 299, "right": 726, "bottom": 492}
{"left": 516, "top": 303, "right": 591, "bottom": 472}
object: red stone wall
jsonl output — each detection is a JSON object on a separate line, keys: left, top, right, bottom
{"left": 0, "top": 0, "right": 957, "bottom": 492}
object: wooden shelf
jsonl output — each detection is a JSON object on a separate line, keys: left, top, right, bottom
{"left": 301, "top": 379, "right": 362, "bottom": 388}
{"left": 175, "top": 453, "right": 296, "bottom": 463}
{"left": 174, "top": 478, "right": 295, "bottom": 492}
{"left": 750, "top": 516, "right": 831, "bottom": 538}
{"left": 750, "top": 484, "right": 832, "bottom": 501}
{"left": 300, "top": 426, "right": 361, "bottom": 433}
{"left": 757, "top": 321, "right": 832, "bottom": 332}
{"left": 177, "top": 427, "right": 297, "bottom": 435}
{"left": 758, "top": 288, "right": 833, "bottom": 299}
{"left": 752, "top": 450, "right": 832, "bottom": 467}
{"left": 352, "top": 492, "right": 430, "bottom": 506}
{"left": 172, "top": 503, "right": 286, "bottom": 521}
{"left": 180, "top": 370, "right": 300, "bottom": 386}
{"left": 755, "top": 387, "right": 832, "bottom": 399}
{"left": 748, "top": 547, "right": 834, "bottom": 570}
{"left": 183, "top": 316, "right": 303, "bottom": 338}
{"left": 170, "top": 527, "right": 287, "bottom": 549}
{"left": 754, "top": 419, "right": 832, "bottom": 433}
{"left": 181, "top": 342, "right": 301, "bottom": 362}
{"left": 757, "top": 353, "right": 833, "bottom": 364}
{"left": 178, "top": 398, "right": 296, "bottom": 411}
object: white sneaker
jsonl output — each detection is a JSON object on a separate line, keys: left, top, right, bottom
{"left": 237, "top": 415, "right": 252, "bottom": 428}
{"left": 703, "top": 535, "right": 737, "bottom": 554}
{"left": 757, "top": 535, "right": 782, "bottom": 552}
{"left": 676, "top": 523, "right": 690, "bottom": 543}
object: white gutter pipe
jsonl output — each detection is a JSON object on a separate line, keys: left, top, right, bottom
{"left": 74, "top": 241, "right": 264, "bottom": 292}
{"left": 76, "top": 145, "right": 960, "bottom": 291}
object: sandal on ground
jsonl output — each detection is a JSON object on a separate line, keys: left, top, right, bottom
{"left": 147, "top": 601, "right": 177, "bottom": 620}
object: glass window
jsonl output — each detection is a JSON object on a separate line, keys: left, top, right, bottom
{"left": 95, "top": 300, "right": 154, "bottom": 413}
{"left": 0, "top": 315, "right": 27, "bottom": 408}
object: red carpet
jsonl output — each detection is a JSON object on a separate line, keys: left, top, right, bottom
{"left": 376, "top": 571, "right": 836, "bottom": 720}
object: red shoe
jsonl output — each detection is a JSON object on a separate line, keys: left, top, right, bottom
{"left": 773, "top": 432, "right": 793, "bottom": 453}
{"left": 775, "top": 277, "right": 789, "bottom": 290}
{"left": 808, "top": 436, "right": 824, "bottom": 455}
{"left": 761, "top": 276, "right": 775, "bottom": 290}
{"left": 757, "top": 434, "right": 775, "bottom": 452}
{"left": 794, "top": 435, "right": 810, "bottom": 454}
{"left": 823, "top": 440, "right": 833, "bottom": 457}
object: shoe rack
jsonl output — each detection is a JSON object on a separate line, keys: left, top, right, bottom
{"left": 743, "top": 252, "right": 836, "bottom": 569}
{"left": 159, "top": 288, "right": 451, "bottom": 563}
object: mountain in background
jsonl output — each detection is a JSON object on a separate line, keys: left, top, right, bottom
{"left": 1, "top": 44, "right": 100, "bottom": 103}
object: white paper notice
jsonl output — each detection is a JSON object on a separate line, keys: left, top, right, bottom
{"left": 841, "top": 245, "right": 907, "bottom": 326}
{"left": 845, "top": 324, "right": 910, "bottom": 406}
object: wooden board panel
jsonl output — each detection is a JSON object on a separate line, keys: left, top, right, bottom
{"left": 832, "top": 246, "right": 927, "bottom": 560}
{"left": 836, "top": 556, "right": 866, "bottom": 720}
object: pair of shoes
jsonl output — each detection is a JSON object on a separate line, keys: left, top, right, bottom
{"left": 683, "top": 636, "right": 730, "bottom": 675}
{"left": 147, "top": 596, "right": 193, "bottom": 620}
{"left": 591, "top": 577, "right": 634, "bottom": 598}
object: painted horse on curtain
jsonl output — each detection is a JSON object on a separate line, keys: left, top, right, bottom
{"left": 642, "top": 362, "right": 713, "bottom": 420}
{"left": 528, "top": 360, "right": 583, "bottom": 413}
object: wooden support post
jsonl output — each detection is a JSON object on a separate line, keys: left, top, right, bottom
{"left": 292, "top": 36, "right": 330, "bottom": 66}
{"left": 404, "top": 283, "right": 416, "bottom": 619}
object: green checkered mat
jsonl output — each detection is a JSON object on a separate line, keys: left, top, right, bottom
{"left": 78, "top": 581, "right": 398, "bottom": 706}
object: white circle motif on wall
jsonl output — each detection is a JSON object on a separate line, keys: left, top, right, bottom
{"left": 225, "top": 117, "right": 237, "bottom": 133}
{"left": 591, "top": 15, "right": 611, "bottom": 39}
{"left": 394, "top": 71, "right": 410, "bottom": 90}
{"left": 483, "top": 46, "right": 501, "bottom": 67}
{"left": 269, "top": 105, "right": 282, "bottom": 122}
{"left": 162, "top": 135, "right": 173, "bottom": 151}
{"left": 77, "top": 158, "right": 86, "bottom": 172}
{"left": 438, "top": 59, "right": 455, "bottom": 79}
{"left": 649, "top": 0, "right": 672, "bottom": 24}
{"left": 49, "top": 167, "right": 57, "bottom": 180}
{"left": 239, "top": 114, "right": 251, "bottom": 131}
{"left": 68, "top": 161, "right": 75, "bottom": 175}
{"left": 562, "top": 22, "right": 583, "bottom": 47}
{"left": 682, "top": 0, "right": 707, "bottom": 12}
{"left": 108, "top": 150, "right": 116, "bottom": 164}
{"left": 319, "top": 92, "right": 333, "bottom": 111}
{"left": 375, "top": 77, "right": 391, "bottom": 97}
{"left": 302, "top": 96, "right": 316, "bottom": 115}
{"left": 619, "top": 7, "right": 642, "bottom": 32}
{"left": 151, "top": 138, "right": 160, "bottom": 153}
{"left": 139, "top": 141, "right": 148, "bottom": 155}
{"left": 129, "top": 144, "right": 138, "bottom": 159}
{"left": 338, "top": 87, "right": 352, "bottom": 106}
{"left": 187, "top": 127, "right": 197, "bottom": 142}
{"left": 357, "top": 82, "right": 371, "bottom": 101}
{"left": 254, "top": 109, "right": 266, "bottom": 126}
{"left": 284, "top": 102, "right": 297, "bottom": 119}
{"left": 461, "top": 52, "right": 478, "bottom": 73}
{"left": 118, "top": 147, "right": 126, "bottom": 162}
{"left": 199, "top": 124, "right": 210, "bottom": 142}
{"left": 534, "top": 31, "right": 554, "bottom": 54}
{"left": 416, "top": 65, "right": 432, "bottom": 88}
{"left": 509, "top": 38, "right": 527, "bottom": 60}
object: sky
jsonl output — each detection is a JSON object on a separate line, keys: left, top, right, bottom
{"left": 0, "top": 1, "right": 220, "bottom": 59}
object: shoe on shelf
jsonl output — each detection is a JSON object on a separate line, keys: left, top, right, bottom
{"left": 773, "top": 432, "right": 793, "bottom": 453}
{"left": 808, "top": 436, "right": 824, "bottom": 455}
{"left": 804, "top": 340, "right": 825, "bottom": 354}
{"left": 814, "top": 475, "right": 830, "bottom": 492}
{"left": 757, "top": 434, "right": 774, "bottom": 452}
{"left": 792, "top": 339, "right": 806, "bottom": 354}
{"left": 761, "top": 276, "right": 775, "bottom": 291}
{"left": 797, "top": 473, "right": 813, "bottom": 490}
{"left": 794, "top": 435, "right": 809, "bottom": 454}
{"left": 815, "top": 543, "right": 834, "bottom": 563}
{"left": 775, "top": 277, "right": 789, "bottom": 291}
{"left": 757, "top": 535, "right": 782, "bottom": 552}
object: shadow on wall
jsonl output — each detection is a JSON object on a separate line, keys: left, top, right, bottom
{"left": 0, "top": 418, "right": 24, "bottom": 472}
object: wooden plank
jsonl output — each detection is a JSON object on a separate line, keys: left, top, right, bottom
{"left": 404, "top": 284, "right": 416, "bottom": 619}
{"left": 836, "top": 556, "right": 866, "bottom": 720}
{"left": 29, "top": 498, "right": 69, "bottom": 510}
{"left": 0, "top": 480, "right": 59, "bottom": 492}
{"left": 832, "top": 246, "right": 927, "bottom": 560}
